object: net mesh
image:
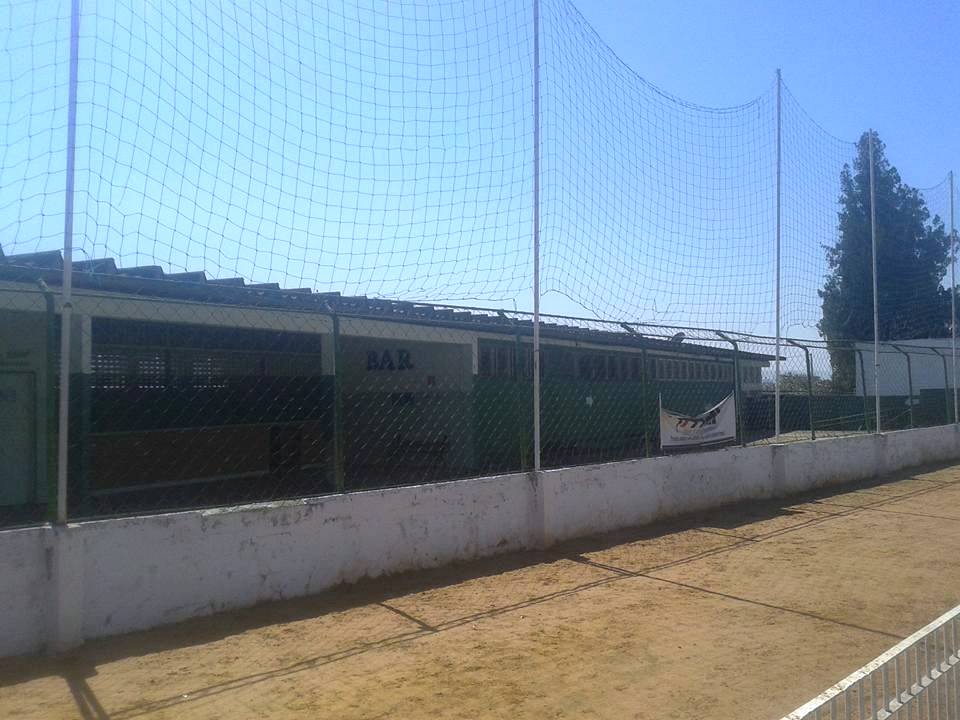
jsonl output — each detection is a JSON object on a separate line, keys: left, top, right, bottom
{"left": 0, "top": 0, "right": 71, "bottom": 257}
{"left": 70, "top": 0, "right": 534, "bottom": 303}
{"left": 540, "top": 0, "right": 777, "bottom": 330}
{"left": 916, "top": 175, "right": 957, "bottom": 338}
{"left": 3, "top": 0, "right": 954, "bottom": 330}
{"left": 779, "top": 86, "right": 857, "bottom": 335}
{"left": 0, "top": 0, "right": 959, "bottom": 527}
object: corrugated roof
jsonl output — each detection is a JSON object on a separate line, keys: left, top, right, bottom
{"left": 0, "top": 246, "right": 775, "bottom": 361}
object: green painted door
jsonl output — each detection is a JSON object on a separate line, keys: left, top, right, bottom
{"left": 0, "top": 372, "right": 36, "bottom": 505}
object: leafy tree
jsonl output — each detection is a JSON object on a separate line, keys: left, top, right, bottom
{"left": 818, "top": 131, "right": 953, "bottom": 391}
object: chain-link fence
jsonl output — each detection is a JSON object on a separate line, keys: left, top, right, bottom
{"left": 1, "top": 257, "right": 957, "bottom": 527}
{"left": 0, "top": 0, "right": 957, "bottom": 527}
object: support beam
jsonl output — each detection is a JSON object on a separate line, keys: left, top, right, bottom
{"left": 640, "top": 348, "right": 651, "bottom": 457}
{"left": 716, "top": 332, "right": 745, "bottom": 446}
{"left": 331, "top": 314, "right": 344, "bottom": 491}
{"left": 868, "top": 131, "right": 881, "bottom": 432}
{"left": 891, "top": 345, "right": 914, "bottom": 429}
{"left": 55, "top": 0, "right": 81, "bottom": 524}
{"left": 787, "top": 339, "right": 815, "bottom": 440}
{"left": 774, "top": 68, "right": 782, "bottom": 440}
{"left": 932, "top": 347, "right": 952, "bottom": 424}
{"left": 951, "top": 170, "right": 957, "bottom": 424}
{"left": 856, "top": 349, "right": 871, "bottom": 431}
{"left": 531, "top": 0, "right": 542, "bottom": 473}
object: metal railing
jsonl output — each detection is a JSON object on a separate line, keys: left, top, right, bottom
{"left": 782, "top": 605, "right": 960, "bottom": 720}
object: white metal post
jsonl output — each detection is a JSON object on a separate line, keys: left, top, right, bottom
{"left": 951, "top": 170, "right": 957, "bottom": 424}
{"left": 869, "top": 131, "right": 881, "bottom": 432}
{"left": 56, "top": 0, "right": 81, "bottom": 523}
{"left": 774, "top": 69, "right": 782, "bottom": 440}
{"left": 532, "top": 0, "right": 542, "bottom": 471}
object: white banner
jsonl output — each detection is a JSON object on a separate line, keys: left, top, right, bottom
{"left": 659, "top": 394, "right": 737, "bottom": 449}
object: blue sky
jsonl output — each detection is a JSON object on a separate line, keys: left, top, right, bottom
{"left": 1, "top": 0, "right": 957, "bottom": 338}
{"left": 550, "top": 0, "right": 959, "bottom": 336}
{"left": 573, "top": 0, "right": 958, "bottom": 189}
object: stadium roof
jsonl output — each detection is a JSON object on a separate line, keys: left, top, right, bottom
{"left": 0, "top": 246, "right": 775, "bottom": 362}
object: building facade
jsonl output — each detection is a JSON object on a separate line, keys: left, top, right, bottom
{"left": 0, "top": 249, "right": 772, "bottom": 519}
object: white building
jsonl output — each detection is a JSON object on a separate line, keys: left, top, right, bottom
{"left": 854, "top": 339, "right": 957, "bottom": 397}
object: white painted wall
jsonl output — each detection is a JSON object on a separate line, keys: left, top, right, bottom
{"left": 78, "top": 473, "right": 538, "bottom": 641}
{"left": 541, "top": 445, "right": 773, "bottom": 545}
{"left": 0, "top": 526, "right": 49, "bottom": 658}
{"left": 3, "top": 425, "right": 960, "bottom": 658}
{"left": 1, "top": 472, "right": 539, "bottom": 657}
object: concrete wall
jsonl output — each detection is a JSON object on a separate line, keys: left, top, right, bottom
{"left": 0, "top": 525, "right": 49, "bottom": 658}
{"left": 541, "top": 444, "right": 774, "bottom": 545}
{"left": 3, "top": 425, "right": 960, "bottom": 658}
{"left": 1, "top": 472, "right": 539, "bottom": 658}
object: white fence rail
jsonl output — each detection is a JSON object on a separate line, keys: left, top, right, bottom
{"left": 782, "top": 605, "right": 960, "bottom": 720}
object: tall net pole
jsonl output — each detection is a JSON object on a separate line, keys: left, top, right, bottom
{"left": 952, "top": 170, "right": 957, "bottom": 424}
{"left": 56, "top": 0, "right": 81, "bottom": 523}
{"left": 532, "top": 0, "right": 542, "bottom": 472}
{"left": 774, "top": 69, "right": 782, "bottom": 440}
{"left": 869, "top": 130, "right": 881, "bottom": 432}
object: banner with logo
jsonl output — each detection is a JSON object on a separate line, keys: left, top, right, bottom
{"left": 659, "top": 394, "right": 737, "bottom": 449}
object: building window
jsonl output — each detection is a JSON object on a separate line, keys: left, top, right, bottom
{"left": 478, "top": 344, "right": 516, "bottom": 379}
{"left": 91, "top": 319, "right": 323, "bottom": 391}
{"left": 190, "top": 357, "right": 221, "bottom": 389}
{"left": 135, "top": 353, "right": 165, "bottom": 389}
{"left": 479, "top": 346, "right": 493, "bottom": 377}
{"left": 570, "top": 352, "right": 645, "bottom": 382}
{"left": 578, "top": 355, "right": 589, "bottom": 380}
{"left": 92, "top": 352, "right": 127, "bottom": 390}
{"left": 497, "top": 347, "right": 512, "bottom": 378}
{"left": 606, "top": 355, "right": 617, "bottom": 380}
{"left": 588, "top": 355, "right": 602, "bottom": 380}
{"left": 543, "top": 347, "right": 573, "bottom": 379}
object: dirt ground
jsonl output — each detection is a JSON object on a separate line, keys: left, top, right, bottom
{"left": 4, "top": 464, "right": 960, "bottom": 720}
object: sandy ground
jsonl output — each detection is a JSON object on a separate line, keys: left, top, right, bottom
{"left": 4, "top": 464, "right": 960, "bottom": 720}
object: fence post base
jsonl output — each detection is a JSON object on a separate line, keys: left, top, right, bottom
{"left": 45, "top": 524, "right": 84, "bottom": 655}
{"left": 529, "top": 470, "right": 549, "bottom": 550}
